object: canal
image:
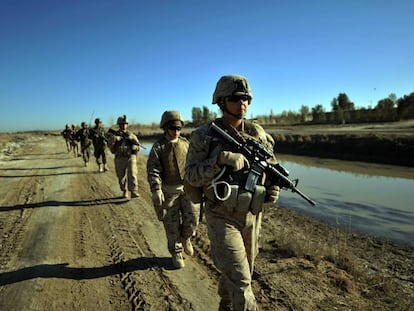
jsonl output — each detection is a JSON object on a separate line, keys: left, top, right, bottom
{"left": 277, "top": 154, "right": 414, "bottom": 246}
{"left": 141, "top": 142, "right": 414, "bottom": 246}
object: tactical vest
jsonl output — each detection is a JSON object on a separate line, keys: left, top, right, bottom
{"left": 158, "top": 136, "right": 188, "bottom": 185}
{"left": 202, "top": 119, "right": 270, "bottom": 214}
{"left": 114, "top": 130, "right": 139, "bottom": 157}
{"left": 208, "top": 119, "right": 268, "bottom": 187}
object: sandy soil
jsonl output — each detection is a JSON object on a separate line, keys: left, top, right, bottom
{"left": 264, "top": 119, "right": 414, "bottom": 136}
{"left": 0, "top": 133, "right": 413, "bottom": 311}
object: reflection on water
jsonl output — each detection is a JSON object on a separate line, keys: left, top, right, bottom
{"left": 141, "top": 142, "right": 414, "bottom": 246}
{"left": 277, "top": 154, "right": 414, "bottom": 246}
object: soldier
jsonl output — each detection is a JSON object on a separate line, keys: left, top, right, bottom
{"left": 69, "top": 124, "right": 80, "bottom": 158}
{"left": 61, "top": 124, "right": 72, "bottom": 152}
{"left": 147, "top": 111, "right": 200, "bottom": 269}
{"left": 75, "top": 122, "right": 92, "bottom": 167}
{"left": 107, "top": 115, "right": 140, "bottom": 199}
{"left": 185, "top": 75, "right": 280, "bottom": 311}
{"left": 89, "top": 118, "right": 108, "bottom": 172}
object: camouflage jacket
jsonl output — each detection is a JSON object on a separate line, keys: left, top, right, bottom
{"left": 89, "top": 126, "right": 106, "bottom": 149}
{"left": 75, "top": 128, "right": 91, "bottom": 147}
{"left": 185, "top": 118, "right": 276, "bottom": 189}
{"left": 108, "top": 130, "right": 140, "bottom": 156}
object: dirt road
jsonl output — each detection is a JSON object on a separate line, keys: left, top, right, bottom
{"left": 1, "top": 133, "right": 413, "bottom": 311}
{"left": 0, "top": 134, "right": 219, "bottom": 311}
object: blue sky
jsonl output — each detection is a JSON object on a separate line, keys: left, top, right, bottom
{"left": 1, "top": 0, "right": 413, "bottom": 132}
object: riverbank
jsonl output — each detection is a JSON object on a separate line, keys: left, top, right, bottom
{"left": 136, "top": 119, "right": 414, "bottom": 167}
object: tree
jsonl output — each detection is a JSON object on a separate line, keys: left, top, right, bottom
{"left": 191, "top": 107, "right": 202, "bottom": 126}
{"left": 330, "top": 93, "right": 355, "bottom": 123}
{"left": 311, "top": 104, "right": 326, "bottom": 123}
{"left": 331, "top": 98, "right": 339, "bottom": 111}
{"left": 299, "top": 105, "right": 310, "bottom": 123}
{"left": 397, "top": 92, "right": 414, "bottom": 120}
{"left": 337, "top": 93, "right": 355, "bottom": 111}
{"left": 202, "top": 106, "right": 211, "bottom": 123}
{"left": 191, "top": 106, "right": 217, "bottom": 126}
{"left": 376, "top": 96, "right": 396, "bottom": 121}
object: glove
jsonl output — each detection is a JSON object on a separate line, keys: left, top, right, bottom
{"left": 266, "top": 185, "right": 280, "bottom": 203}
{"left": 218, "top": 151, "right": 250, "bottom": 172}
{"left": 152, "top": 189, "right": 165, "bottom": 206}
{"left": 155, "top": 206, "right": 167, "bottom": 221}
{"left": 114, "top": 135, "right": 122, "bottom": 142}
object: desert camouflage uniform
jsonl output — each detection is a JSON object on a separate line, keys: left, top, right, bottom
{"left": 75, "top": 124, "right": 91, "bottom": 166}
{"left": 147, "top": 135, "right": 199, "bottom": 258}
{"left": 89, "top": 125, "right": 107, "bottom": 171}
{"left": 108, "top": 130, "right": 140, "bottom": 195}
{"left": 61, "top": 125, "right": 72, "bottom": 152}
{"left": 185, "top": 118, "right": 276, "bottom": 311}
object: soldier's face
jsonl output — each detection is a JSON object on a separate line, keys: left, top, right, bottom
{"left": 167, "top": 121, "right": 182, "bottom": 139}
{"left": 225, "top": 96, "right": 248, "bottom": 119}
{"left": 119, "top": 123, "right": 128, "bottom": 131}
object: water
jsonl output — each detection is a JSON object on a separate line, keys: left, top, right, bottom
{"left": 142, "top": 142, "right": 414, "bottom": 246}
{"left": 277, "top": 155, "right": 414, "bottom": 247}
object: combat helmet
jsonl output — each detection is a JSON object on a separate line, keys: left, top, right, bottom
{"left": 94, "top": 118, "right": 102, "bottom": 125}
{"left": 212, "top": 74, "right": 253, "bottom": 105}
{"left": 160, "top": 110, "right": 184, "bottom": 129}
{"left": 81, "top": 121, "right": 88, "bottom": 128}
{"left": 117, "top": 115, "right": 128, "bottom": 125}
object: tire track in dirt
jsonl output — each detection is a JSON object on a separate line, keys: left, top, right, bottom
{"left": 0, "top": 153, "right": 49, "bottom": 306}
{"left": 1, "top": 136, "right": 220, "bottom": 310}
{"left": 81, "top": 156, "right": 221, "bottom": 311}
{"left": 91, "top": 179, "right": 194, "bottom": 311}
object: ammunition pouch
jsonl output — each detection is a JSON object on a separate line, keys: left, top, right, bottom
{"left": 205, "top": 184, "right": 266, "bottom": 215}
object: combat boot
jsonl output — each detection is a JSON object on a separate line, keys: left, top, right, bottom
{"left": 103, "top": 164, "right": 109, "bottom": 172}
{"left": 183, "top": 238, "right": 194, "bottom": 256}
{"left": 172, "top": 252, "right": 185, "bottom": 269}
{"left": 131, "top": 191, "right": 140, "bottom": 198}
{"left": 218, "top": 299, "right": 232, "bottom": 311}
{"left": 98, "top": 164, "right": 104, "bottom": 172}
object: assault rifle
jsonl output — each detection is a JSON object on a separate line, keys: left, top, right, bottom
{"left": 90, "top": 128, "right": 109, "bottom": 143}
{"left": 210, "top": 122, "right": 316, "bottom": 206}
{"left": 107, "top": 128, "right": 146, "bottom": 149}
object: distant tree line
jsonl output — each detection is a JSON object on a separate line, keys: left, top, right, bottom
{"left": 188, "top": 91, "right": 414, "bottom": 126}
{"left": 189, "top": 106, "right": 218, "bottom": 127}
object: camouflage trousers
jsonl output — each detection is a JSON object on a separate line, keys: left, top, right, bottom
{"left": 114, "top": 154, "right": 138, "bottom": 192}
{"left": 205, "top": 200, "right": 262, "bottom": 311}
{"left": 161, "top": 191, "right": 200, "bottom": 255}
{"left": 93, "top": 147, "right": 107, "bottom": 165}
{"left": 81, "top": 144, "right": 91, "bottom": 164}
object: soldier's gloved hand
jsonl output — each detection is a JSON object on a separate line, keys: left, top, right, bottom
{"left": 152, "top": 189, "right": 165, "bottom": 206}
{"left": 114, "top": 135, "right": 122, "bottom": 142}
{"left": 266, "top": 185, "right": 280, "bottom": 203}
{"left": 218, "top": 151, "right": 250, "bottom": 172}
{"left": 156, "top": 206, "right": 167, "bottom": 221}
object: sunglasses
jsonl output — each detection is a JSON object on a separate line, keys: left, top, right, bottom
{"left": 226, "top": 95, "right": 250, "bottom": 102}
{"left": 168, "top": 126, "right": 182, "bottom": 132}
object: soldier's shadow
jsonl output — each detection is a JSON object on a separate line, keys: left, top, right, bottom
{"left": 0, "top": 256, "right": 175, "bottom": 286}
{"left": 0, "top": 197, "right": 129, "bottom": 212}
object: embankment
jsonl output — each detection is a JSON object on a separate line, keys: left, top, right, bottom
{"left": 138, "top": 129, "right": 414, "bottom": 167}
{"left": 271, "top": 133, "right": 414, "bottom": 167}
